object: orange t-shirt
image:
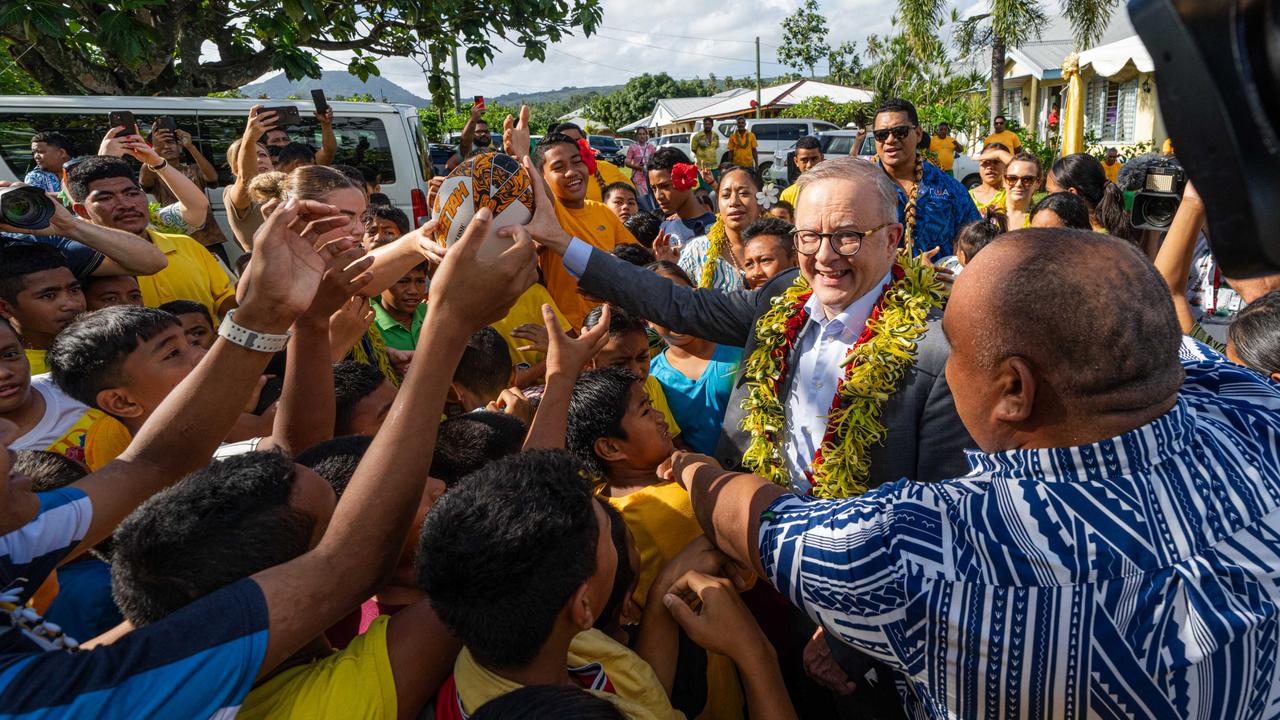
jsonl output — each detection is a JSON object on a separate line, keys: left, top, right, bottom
{"left": 542, "top": 199, "right": 636, "bottom": 327}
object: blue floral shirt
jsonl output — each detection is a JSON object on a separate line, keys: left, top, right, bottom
{"left": 894, "top": 160, "right": 979, "bottom": 257}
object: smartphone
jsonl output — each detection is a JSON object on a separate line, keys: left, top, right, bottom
{"left": 311, "top": 89, "right": 329, "bottom": 115}
{"left": 154, "top": 115, "right": 177, "bottom": 132}
{"left": 108, "top": 111, "right": 137, "bottom": 135}
{"left": 473, "top": 95, "right": 485, "bottom": 112}
{"left": 263, "top": 105, "right": 302, "bottom": 126}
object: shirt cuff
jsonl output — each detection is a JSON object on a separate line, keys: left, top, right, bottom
{"left": 562, "top": 237, "right": 593, "bottom": 279}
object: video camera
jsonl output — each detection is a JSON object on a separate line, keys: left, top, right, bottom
{"left": 1117, "top": 153, "right": 1187, "bottom": 231}
{"left": 1130, "top": 0, "right": 1280, "bottom": 276}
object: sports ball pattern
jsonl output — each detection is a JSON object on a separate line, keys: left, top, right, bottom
{"left": 433, "top": 152, "right": 535, "bottom": 250}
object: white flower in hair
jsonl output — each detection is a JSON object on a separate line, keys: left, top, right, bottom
{"left": 756, "top": 185, "right": 779, "bottom": 209}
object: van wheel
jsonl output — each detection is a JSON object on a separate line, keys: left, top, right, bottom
{"left": 961, "top": 174, "right": 981, "bottom": 190}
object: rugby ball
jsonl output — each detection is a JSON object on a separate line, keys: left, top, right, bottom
{"left": 432, "top": 152, "right": 535, "bottom": 260}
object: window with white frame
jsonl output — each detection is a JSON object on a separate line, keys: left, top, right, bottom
{"left": 1085, "top": 77, "right": 1139, "bottom": 144}
{"left": 1003, "top": 88, "right": 1024, "bottom": 122}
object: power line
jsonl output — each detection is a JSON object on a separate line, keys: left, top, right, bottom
{"left": 598, "top": 24, "right": 779, "bottom": 48}
{"left": 548, "top": 46, "right": 635, "bottom": 73}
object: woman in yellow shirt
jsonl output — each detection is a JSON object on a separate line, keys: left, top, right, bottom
{"left": 971, "top": 143, "right": 1011, "bottom": 212}
{"left": 1000, "top": 153, "right": 1043, "bottom": 229}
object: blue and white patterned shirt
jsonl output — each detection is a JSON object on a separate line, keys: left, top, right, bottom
{"left": 893, "top": 160, "right": 980, "bottom": 257}
{"left": 22, "top": 168, "right": 61, "bottom": 196}
{"left": 760, "top": 360, "right": 1280, "bottom": 719}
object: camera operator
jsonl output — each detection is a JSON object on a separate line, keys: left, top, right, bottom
{"left": 0, "top": 181, "right": 166, "bottom": 280}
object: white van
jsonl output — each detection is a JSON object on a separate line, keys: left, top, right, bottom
{"left": 713, "top": 118, "right": 840, "bottom": 176}
{"left": 0, "top": 96, "right": 432, "bottom": 259}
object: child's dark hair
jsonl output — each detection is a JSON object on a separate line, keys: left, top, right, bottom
{"left": 417, "top": 449, "right": 599, "bottom": 669}
{"left": 19, "top": 450, "right": 88, "bottom": 491}
{"left": 1228, "top": 290, "right": 1280, "bottom": 376}
{"left": 1030, "top": 192, "right": 1091, "bottom": 230}
{"left": 647, "top": 146, "right": 694, "bottom": 172}
{"left": 471, "top": 684, "right": 626, "bottom": 720}
{"left": 364, "top": 204, "right": 411, "bottom": 236}
{"left": 955, "top": 214, "right": 1007, "bottom": 264}
{"left": 157, "top": 300, "right": 213, "bottom": 327}
{"left": 534, "top": 133, "right": 580, "bottom": 169}
{"left": 742, "top": 217, "right": 796, "bottom": 256}
{"left": 332, "top": 361, "right": 387, "bottom": 435}
{"left": 611, "top": 243, "right": 656, "bottom": 267}
{"left": 0, "top": 243, "right": 72, "bottom": 303}
{"left": 431, "top": 411, "right": 527, "bottom": 487}
{"left": 48, "top": 306, "right": 183, "bottom": 409}
{"left": 603, "top": 182, "right": 636, "bottom": 203}
{"left": 295, "top": 434, "right": 374, "bottom": 499}
{"left": 581, "top": 304, "right": 646, "bottom": 339}
{"left": 565, "top": 367, "right": 638, "bottom": 477}
{"left": 1049, "top": 153, "right": 1134, "bottom": 242}
{"left": 453, "top": 327, "right": 512, "bottom": 401}
{"left": 66, "top": 155, "right": 138, "bottom": 203}
{"left": 111, "top": 451, "right": 313, "bottom": 625}
{"left": 623, "top": 212, "right": 663, "bottom": 248}
{"left": 647, "top": 260, "right": 693, "bottom": 286}
{"left": 278, "top": 142, "right": 315, "bottom": 167}
{"left": 772, "top": 199, "right": 794, "bottom": 216}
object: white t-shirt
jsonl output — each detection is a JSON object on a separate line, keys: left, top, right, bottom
{"left": 11, "top": 375, "right": 133, "bottom": 470}
{"left": 13, "top": 375, "right": 95, "bottom": 452}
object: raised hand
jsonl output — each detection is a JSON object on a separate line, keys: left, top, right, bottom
{"left": 386, "top": 347, "right": 414, "bottom": 376}
{"left": 237, "top": 198, "right": 350, "bottom": 333}
{"left": 328, "top": 296, "right": 375, "bottom": 360}
{"left": 429, "top": 207, "right": 538, "bottom": 332}
{"left": 175, "top": 129, "right": 194, "bottom": 148}
{"left": 487, "top": 387, "right": 534, "bottom": 425}
{"left": 652, "top": 229, "right": 680, "bottom": 263}
{"left": 543, "top": 303, "right": 609, "bottom": 378}
{"left": 244, "top": 105, "right": 279, "bottom": 144}
{"left": 665, "top": 450, "right": 725, "bottom": 492}
{"left": 511, "top": 322, "right": 549, "bottom": 354}
{"left": 662, "top": 571, "right": 767, "bottom": 661}
{"left": 98, "top": 126, "right": 137, "bottom": 158}
{"left": 503, "top": 105, "right": 531, "bottom": 160}
{"left": 304, "top": 243, "right": 375, "bottom": 320}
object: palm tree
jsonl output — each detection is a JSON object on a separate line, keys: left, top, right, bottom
{"left": 898, "top": 0, "right": 1120, "bottom": 128}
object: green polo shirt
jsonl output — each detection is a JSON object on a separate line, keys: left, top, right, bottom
{"left": 371, "top": 297, "right": 427, "bottom": 351}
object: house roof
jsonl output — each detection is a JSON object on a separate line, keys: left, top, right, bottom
{"left": 1078, "top": 35, "right": 1153, "bottom": 76}
{"left": 1003, "top": 9, "right": 1141, "bottom": 80}
{"left": 618, "top": 89, "right": 749, "bottom": 132}
{"left": 670, "top": 79, "right": 872, "bottom": 122}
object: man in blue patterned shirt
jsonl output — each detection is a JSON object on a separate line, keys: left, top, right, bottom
{"left": 873, "top": 99, "right": 979, "bottom": 258}
{"left": 670, "top": 229, "right": 1280, "bottom": 719}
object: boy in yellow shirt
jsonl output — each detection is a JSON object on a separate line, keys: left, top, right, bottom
{"left": 581, "top": 305, "right": 682, "bottom": 442}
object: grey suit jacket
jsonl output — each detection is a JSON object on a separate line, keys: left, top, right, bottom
{"left": 578, "top": 247, "right": 974, "bottom": 489}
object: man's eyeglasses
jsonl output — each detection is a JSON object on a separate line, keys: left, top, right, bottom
{"left": 792, "top": 223, "right": 892, "bottom": 256}
{"left": 873, "top": 125, "right": 914, "bottom": 143}
{"left": 1003, "top": 174, "right": 1038, "bottom": 188}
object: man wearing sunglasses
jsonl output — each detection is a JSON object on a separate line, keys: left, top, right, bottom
{"left": 873, "top": 99, "right": 979, "bottom": 258}
{"left": 984, "top": 115, "right": 1023, "bottom": 154}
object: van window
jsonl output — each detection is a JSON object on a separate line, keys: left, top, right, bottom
{"left": 825, "top": 136, "right": 857, "bottom": 155}
{"left": 814, "top": 122, "right": 840, "bottom": 133}
{"left": 196, "top": 114, "right": 397, "bottom": 185}
{"left": 718, "top": 123, "right": 736, "bottom": 137}
{"left": 0, "top": 111, "right": 199, "bottom": 180}
{"left": 759, "top": 123, "right": 806, "bottom": 142}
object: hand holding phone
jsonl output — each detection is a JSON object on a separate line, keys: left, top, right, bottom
{"left": 108, "top": 111, "right": 138, "bottom": 136}
{"left": 473, "top": 95, "right": 485, "bottom": 112}
{"left": 264, "top": 105, "right": 302, "bottom": 127}
{"left": 311, "top": 89, "right": 330, "bottom": 116}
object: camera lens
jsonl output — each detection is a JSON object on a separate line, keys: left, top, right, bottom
{"left": 0, "top": 186, "right": 57, "bottom": 232}
{"left": 1144, "top": 196, "right": 1178, "bottom": 227}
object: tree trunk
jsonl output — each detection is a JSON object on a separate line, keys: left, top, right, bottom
{"left": 990, "top": 38, "right": 1006, "bottom": 130}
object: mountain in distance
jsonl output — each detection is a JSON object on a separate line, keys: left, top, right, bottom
{"left": 241, "top": 71, "right": 430, "bottom": 106}
{"left": 489, "top": 84, "right": 624, "bottom": 106}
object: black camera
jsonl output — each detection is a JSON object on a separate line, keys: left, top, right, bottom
{"left": 1119, "top": 153, "right": 1187, "bottom": 231}
{"left": 0, "top": 185, "right": 56, "bottom": 232}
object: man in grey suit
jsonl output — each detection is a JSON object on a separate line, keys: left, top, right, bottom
{"left": 515, "top": 154, "right": 974, "bottom": 718}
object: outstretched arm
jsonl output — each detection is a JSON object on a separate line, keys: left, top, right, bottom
{"left": 247, "top": 209, "right": 538, "bottom": 680}
{"left": 1152, "top": 181, "right": 1205, "bottom": 334}
{"left": 522, "top": 303, "right": 610, "bottom": 450}
{"left": 315, "top": 108, "right": 337, "bottom": 166}
{"left": 667, "top": 452, "right": 784, "bottom": 579}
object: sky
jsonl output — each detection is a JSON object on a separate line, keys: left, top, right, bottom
{"left": 285, "top": 0, "right": 940, "bottom": 98}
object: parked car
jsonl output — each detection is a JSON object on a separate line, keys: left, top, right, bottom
{"left": 0, "top": 96, "right": 433, "bottom": 264}
{"left": 713, "top": 118, "right": 840, "bottom": 177}
{"left": 586, "top": 134, "right": 626, "bottom": 165}
{"left": 768, "top": 130, "right": 982, "bottom": 190}
{"left": 653, "top": 132, "right": 693, "bottom": 161}
{"left": 428, "top": 143, "right": 454, "bottom": 177}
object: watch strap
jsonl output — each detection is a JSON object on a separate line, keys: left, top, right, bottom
{"left": 217, "top": 309, "right": 292, "bottom": 353}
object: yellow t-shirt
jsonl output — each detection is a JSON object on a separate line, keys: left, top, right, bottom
{"left": 983, "top": 129, "right": 1022, "bottom": 153}
{"left": 929, "top": 135, "right": 959, "bottom": 171}
{"left": 543, "top": 200, "right": 635, "bottom": 328}
{"left": 25, "top": 349, "right": 47, "bottom": 376}
{"left": 585, "top": 160, "right": 634, "bottom": 205}
{"left": 727, "top": 131, "right": 757, "bottom": 167}
{"left": 45, "top": 410, "right": 132, "bottom": 471}
{"left": 238, "top": 615, "right": 396, "bottom": 719}
{"left": 453, "top": 629, "right": 685, "bottom": 720}
{"left": 644, "top": 374, "right": 681, "bottom": 439}
{"left": 1102, "top": 159, "right": 1120, "bottom": 184}
{"left": 138, "top": 228, "right": 236, "bottom": 320}
{"left": 779, "top": 183, "right": 799, "bottom": 209}
{"left": 489, "top": 284, "right": 571, "bottom": 367}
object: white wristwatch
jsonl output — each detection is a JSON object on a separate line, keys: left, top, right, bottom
{"left": 218, "top": 309, "right": 292, "bottom": 353}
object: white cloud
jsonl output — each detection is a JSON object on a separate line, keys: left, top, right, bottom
{"left": 287, "top": 0, "right": 905, "bottom": 97}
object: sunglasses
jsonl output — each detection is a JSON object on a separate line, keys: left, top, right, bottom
{"left": 1003, "top": 174, "right": 1038, "bottom": 187}
{"left": 873, "top": 125, "right": 914, "bottom": 142}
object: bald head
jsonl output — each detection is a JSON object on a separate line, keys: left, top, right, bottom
{"left": 945, "top": 229, "right": 1184, "bottom": 450}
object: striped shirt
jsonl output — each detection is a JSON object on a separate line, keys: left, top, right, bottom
{"left": 759, "top": 360, "right": 1280, "bottom": 719}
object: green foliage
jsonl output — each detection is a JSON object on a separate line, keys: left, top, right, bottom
{"left": 334, "top": 93, "right": 376, "bottom": 103}
{"left": 781, "top": 96, "right": 871, "bottom": 127}
{"left": 0, "top": 41, "right": 43, "bottom": 95}
{"left": 825, "top": 41, "right": 863, "bottom": 87}
{"left": 1, "top": 0, "right": 603, "bottom": 100}
{"left": 584, "top": 73, "right": 711, "bottom": 131}
{"left": 208, "top": 89, "right": 247, "bottom": 99}
{"left": 777, "top": 0, "right": 831, "bottom": 78}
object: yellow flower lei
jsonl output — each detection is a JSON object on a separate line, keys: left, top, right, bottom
{"left": 698, "top": 217, "right": 728, "bottom": 289}
{"left": 739, "top": 250, "right": 946, "bottom": 498}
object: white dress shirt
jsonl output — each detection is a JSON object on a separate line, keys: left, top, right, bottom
{"left": 783, "top": 272, "right": 892, "bottom": 493}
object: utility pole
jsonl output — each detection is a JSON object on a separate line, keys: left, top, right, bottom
{"left": 451, "top": 46, "right": 462, "bottom": 112}
{"left": 755, "top": 36, "right": 762, "bottom": 119}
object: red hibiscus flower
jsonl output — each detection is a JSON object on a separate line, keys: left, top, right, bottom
{"left": 576, "top": 139, "right": 598, "bottom": 175}
{"left": 671, "top": 163, "right": 699, "bottom": 191}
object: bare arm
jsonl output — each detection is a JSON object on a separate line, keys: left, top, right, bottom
{"left": 315, "top": 108, "right": 337, "bottom": 166}
{"left": 180, "top": 129, "right": 220, "bottom": 184}
{"left": 246, "top": 209, "right": 538, "bottom": 680}
{"left": 521, "top": 304, "right": 610, "bottom": 450}
{"left": 66, "top": 199, "right": 350, "bottom": 559}
{"left": 363, "top": 220, "right": 441, "bottom": 296}
{"left": 226, "top": 106, "right": 278, "bottom": 214}
{"left": 385, "top": 601, "right": 462, "bottom": 720}
{"left": 457, "top": 105, "right": 481, "bottom": 159}
{"left": 669, "top": 452, "right": 785, "bottom": 579}
{"left": 1152, "top": 182, "right": 1205, "bottom": 334}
